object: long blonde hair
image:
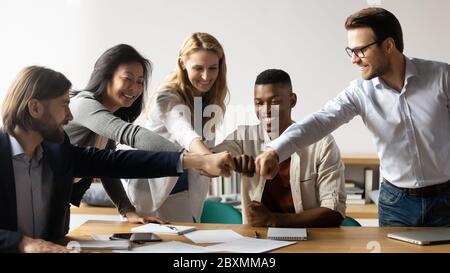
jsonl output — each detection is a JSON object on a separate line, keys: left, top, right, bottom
{"left": 147, "top": 32, "right": 228, "bottom": 124}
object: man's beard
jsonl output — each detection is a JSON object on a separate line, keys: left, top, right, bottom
{"left": 363, "top": 60, "right": 390, "bottom": 81}
{"left": 33, "top": 113, "right": 65, "bottom": 143}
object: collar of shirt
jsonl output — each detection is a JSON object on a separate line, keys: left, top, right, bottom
{"left": 372, "top": 56, "right": 419, "bottom": 92}
{"left": 9, "top": 134, "right": 43, "bottom": 162}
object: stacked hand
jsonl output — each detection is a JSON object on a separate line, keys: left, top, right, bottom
{"left": 185, "top": 149, "right": 279, "bottom": 179}
{"left": 255, "top": 148, "right": 279, "bottom": 179}
{"left": 233, "top": 154, "right": 255, "bottom": 177}
{"left": 184, "top": 151, "right": 236, "bottom": 177}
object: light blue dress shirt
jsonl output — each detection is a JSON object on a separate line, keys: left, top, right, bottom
{"left": 269, "top": 57, "right": 450, "bottom": 188}
{"left": 9, "top": 135, "right": 53, "bottom": 238}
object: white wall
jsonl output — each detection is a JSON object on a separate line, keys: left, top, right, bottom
{"left": 1, "top": 0, "right": 449, "bottom": 154}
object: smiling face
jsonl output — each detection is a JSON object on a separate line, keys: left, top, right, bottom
{"left": 347, "top": 27, "right": 389, "bottom": 80}
{"left": 254, "top": 83, "right": 296, "bottom": 139}
{"left": 105, "top": 62, "right": 144, "bottom": 110}
{"left": 182, "top": 50, "right": 220, "bottom": 96}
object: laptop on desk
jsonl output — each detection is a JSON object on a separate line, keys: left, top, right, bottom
{"left": 387, "top": 229, "right": 450, "bottom": 245}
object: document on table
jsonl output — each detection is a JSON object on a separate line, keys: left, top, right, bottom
{"left": 131, "top": 223, "right": 196, "bottom": 235}
{"left": 184, "top": 229, "right": 243, "bottom": 244}
{"left": 91, "top": 234, "right": 113, "bottom": 241}
{"left": 114, "top": 241, "right": 208, "bottom": 253}
{"left": 204, "top": 237, "right": 295, "bottom": 253}
{"left": 76, "top": 240, "right": 131, "bottom": 250}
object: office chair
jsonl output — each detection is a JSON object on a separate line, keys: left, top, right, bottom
{"left": 200, "top": 200, "right": 243, "bottom": 224}
{"left": 340, "top": 216, "right": 362, "bottom": 226}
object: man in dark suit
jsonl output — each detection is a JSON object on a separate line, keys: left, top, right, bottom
{"left": 0, "top": 66, "right": 235, "bottom": 253}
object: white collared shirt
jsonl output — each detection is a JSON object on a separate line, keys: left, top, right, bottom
{"left": 269, "top": 57, "right": 450, "bottom": 188}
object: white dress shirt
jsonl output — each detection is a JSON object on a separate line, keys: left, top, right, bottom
{"left": 126, "top": 91, "right": 212, "bottom": 222}
{"left": 269, "top": 57, "right": 450, "bottom": 188}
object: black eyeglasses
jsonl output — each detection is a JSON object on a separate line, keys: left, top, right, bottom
{"left": 345, "top": 41, "right": 378, "bottom": 58}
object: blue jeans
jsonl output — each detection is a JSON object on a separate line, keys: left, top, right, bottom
{"left": 378, "top": 182, "right": 450, "bottom": 226}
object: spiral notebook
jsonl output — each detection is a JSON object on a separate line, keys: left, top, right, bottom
{"left": 267, "top": 228, "right": 307, "bottom": 241}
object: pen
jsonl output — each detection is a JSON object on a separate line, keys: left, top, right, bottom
{"left": 165, "top": 225, "right": 178, "bottom": 231}
{"left": 254, "top": 231, "right": 260, "bottom": 238}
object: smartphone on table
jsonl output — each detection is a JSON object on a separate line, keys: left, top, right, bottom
{"left": 110, "top": 233, "right": 162, "bottom": 244}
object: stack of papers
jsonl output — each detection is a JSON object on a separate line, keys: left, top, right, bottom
{"left": 184, "top": 230, "right": 243, "bottom": 243}
{"left": 86, "top": 226, "right": 298, "bottom": 253}
{"left": 131, "top": 223, "right": 196, "bottom": 235}
{"left": 115, "top": 237, "right": 294, "bottom": 253}
{"left": 91, "top": 234, "right": 112, "bottom": 241}
{"left": 115, "top": 241, "right": 207, "bottom": 253}
{"left": 76, "top": 240, "right": 130, "bottom": 250}
{"left": 205, "top": 237, "right": 295, "bottom": 253}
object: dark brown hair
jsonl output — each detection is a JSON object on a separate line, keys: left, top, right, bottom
{"left": 1, "top": 66, "right": 71, "bottom": 134}
{"left": 345, "top": 8, "right": 404, "bottom": 52}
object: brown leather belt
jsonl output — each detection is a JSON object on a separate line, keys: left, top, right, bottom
{"left": 383, "top": 178, "right": 450, "bottom": 197}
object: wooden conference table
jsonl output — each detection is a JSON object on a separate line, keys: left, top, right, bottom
{"left": 67, "top": 220, "right": 450, "bottom": 253}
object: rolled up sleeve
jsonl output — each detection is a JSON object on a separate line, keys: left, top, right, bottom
{"left": 315, "top": 136, "right": 347, "bottom": 218}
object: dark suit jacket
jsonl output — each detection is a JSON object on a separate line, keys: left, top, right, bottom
{"left": 0, "top": 130, "right": 181, "bottom": 252}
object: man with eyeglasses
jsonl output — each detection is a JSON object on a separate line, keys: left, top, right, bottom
{"left": 255, "top": 7, "right": 450, "bottom": 227}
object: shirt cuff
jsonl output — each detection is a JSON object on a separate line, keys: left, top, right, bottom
{"left": 177, "top": 153, "right": 184, "bottom": 173}
{"left": 320, "top": 199, "right": 346, "bottom": 218}
{"left": 267, "top": 136, "right": 292, "bottom": 163}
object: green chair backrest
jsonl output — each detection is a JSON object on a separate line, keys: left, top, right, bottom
{"left": 340, "top": 216, "right": 362, "bottom": 226}
{"left": 201, "top": 200, "right": 242, "bottom": 224}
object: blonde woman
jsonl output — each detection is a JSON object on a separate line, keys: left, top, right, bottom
{"left": 127, "top": 32, "right": 228, "bottom": 222}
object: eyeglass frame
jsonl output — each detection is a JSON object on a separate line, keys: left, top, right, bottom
{"left": 345, "top": 41, "right": 378, "bottom": 58}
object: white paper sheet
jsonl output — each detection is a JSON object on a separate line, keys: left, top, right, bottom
{"left": 91, "top": 234, "right": 113, "bottom": 241}
{"left": 114, "top": 241, "right": 208, "bottom": 253}
{"left": 184, "top": 229, "right": 243, "bottom": 244}
{"left": 76, "top": 240, "right": 131, "bottom": 250}
{"left": 204, "top": 237, "right": 295, "bottom": 253}
{"left": 131, "top": 223, "right": 196, "bottom": 234}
